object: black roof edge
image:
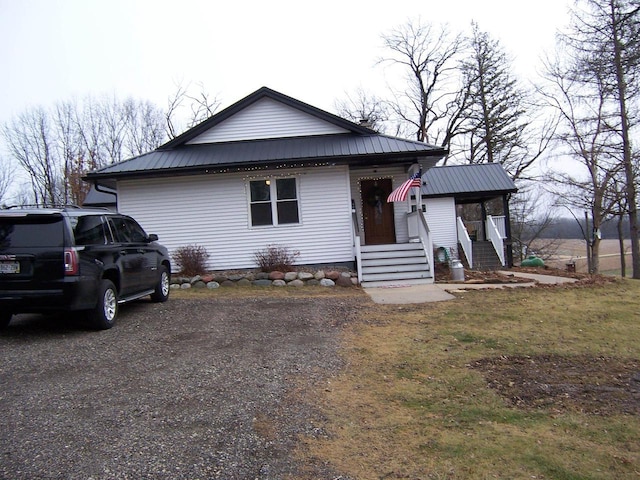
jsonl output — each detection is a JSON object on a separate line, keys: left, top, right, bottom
{"left": 84, "top": 151, "right": 447, "bottom": 183}
{"left": 158, "top": 87, "right": 377, "bottom": 150}
{"left": 423, "top": 189, "right": 518, "bottom": 200}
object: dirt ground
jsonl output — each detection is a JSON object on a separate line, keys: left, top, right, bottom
{"left": 435, "top": 263, "right": 637, "bottom": 417}
{"left": 0, "top": 295, "right": 364, "bottom": 480}
{"left": 470, "top": 354, "right": 640, "bottom": 416}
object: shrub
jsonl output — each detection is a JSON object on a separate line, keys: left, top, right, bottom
{"left": 253, "top": 244, "right": 300, "bottom": 272}
{"left": 172, "top": 245, "right": 210, "bottom": 276}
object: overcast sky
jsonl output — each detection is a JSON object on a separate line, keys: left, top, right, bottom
{"left": 0, "top": 0, "right": 572, "bottom": 127}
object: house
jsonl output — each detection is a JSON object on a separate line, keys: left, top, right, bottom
{"left": 82, "top": 185, "right": 117, "bottom": 211}
{"left": 85, "top": 87, "right": 516, "bottom": 285}
{"left": 421, "top": 163, "right": 517, "bottom": 271}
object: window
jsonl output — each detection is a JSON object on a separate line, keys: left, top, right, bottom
{"left": 249, "top": 177, "right": 299, "bottom": 227}
{"left": 73, "top": 215, "right": 108, "bottom": 245}
{"left": 108, "top": 217, "right": 148, "bottom": 243}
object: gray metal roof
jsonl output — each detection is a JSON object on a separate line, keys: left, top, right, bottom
{"left": 84, "top": 86, "right": 447, "bottom": 187}
{"left": 87, "top": 134, "right": 447, "bottom": 182}
{"left": 422, "top": 163, "right": 517, "bottom": 199}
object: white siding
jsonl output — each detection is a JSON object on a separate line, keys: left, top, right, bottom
{"left": 186, "top": 98, "right": 349, "bottom": 144}
{"left": 117, "top": 166, "right": 354, "bottom": 271}
{"left": 424, "top": 197, "right": 457, "bottom": 249}
{"left": 349, "top": 166, "right": 409, "bottom": 245}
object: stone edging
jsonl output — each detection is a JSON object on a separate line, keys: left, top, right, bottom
{"left": 170, "top": 269, "right": 358, "bottom": 289}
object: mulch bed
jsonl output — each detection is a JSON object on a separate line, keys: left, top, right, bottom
{"left": 434, "top": 263, "right": 617, "bottom": 286}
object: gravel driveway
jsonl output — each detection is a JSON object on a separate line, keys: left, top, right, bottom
{"left": 0, "top": 294, "right": 363, "bottom": 479}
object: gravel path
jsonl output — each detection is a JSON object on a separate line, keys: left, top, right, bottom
{"left": 0, "top": 295, "right": 362, "bottom": 479}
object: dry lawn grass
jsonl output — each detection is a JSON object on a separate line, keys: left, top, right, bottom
{"left": 295, "top": 280, "right": 640, "bottom": 479}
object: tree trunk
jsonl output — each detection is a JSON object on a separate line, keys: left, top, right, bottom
{"left": 617, "top": 215, "right": 626, "bottom": 277}
{"left": 610, "top": 0, "right": 640, "bottom": 278}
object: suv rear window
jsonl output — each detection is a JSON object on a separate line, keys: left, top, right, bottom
{"left": 0, "top": 215, "right": 65, "bottom": 248}
{"left": 72, "top": 215, "right": 109, "bottom": 245}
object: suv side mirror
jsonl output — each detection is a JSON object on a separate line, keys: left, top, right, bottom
{"left": 147, "top": 234, "right": 159, "bottom": 242}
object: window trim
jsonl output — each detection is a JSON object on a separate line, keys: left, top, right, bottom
{"left": 248, "top": 176, "right": 301, "bottom": 228}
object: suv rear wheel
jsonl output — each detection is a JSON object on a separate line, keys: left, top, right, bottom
{"left": 150, "top": 265, "right": 170, "bottom": 303}
{"left": 89, "top": 279, "right": 118, "bottom": 330}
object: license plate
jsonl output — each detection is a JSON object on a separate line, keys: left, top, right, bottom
{"left": 0, "top": 262, "right": 20, "bottom": 274}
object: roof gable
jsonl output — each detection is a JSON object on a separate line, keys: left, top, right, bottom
{"left": 162, "top": 86, "right": 373, "bottom": 149}
{"left": 85, "top": 87, "right": 449, "bottom": 186}
{"left": 186, "top": 97, "right": 350, "bottom": 144}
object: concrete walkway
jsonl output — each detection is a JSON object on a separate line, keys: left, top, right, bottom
{"left": 364, "top": 271, "right": 579, "bottom": 305}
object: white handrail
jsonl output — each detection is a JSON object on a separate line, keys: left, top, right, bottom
{"left": 407, "top": 210, "right": 434, "bottom": 282}
{"left": 352, "top": 209, "right": 362, "bottom": 283}
{"left": 486, "top": 215, "right": 505, "bottom": 266}
{"left": 491, "top": 215, "right": 507, "bottom": 239}
{"left": 457, "top": 217, "right": 473, "bottom": 268}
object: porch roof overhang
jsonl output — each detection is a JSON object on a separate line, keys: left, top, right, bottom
{"left": 421, "top": 163, "right": 517, "bottom": 203}
{"left": 84, "top": 134, "right": 448, "bottom": 190}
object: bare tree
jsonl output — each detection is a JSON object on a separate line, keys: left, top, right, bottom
{"left": 334, "top": 87, "right": 390, "bottom": 132}
{"left": 539, "top": 0, "right": 640, "bottom": 275}
{"left": 3, "top": 94, "right": 169, "bottom": 205}
{"left": 556, "top": 0, "right": 640, "bottom": 277}
{"left": 510, "top": 184, "right": 561, "bottom": 262}
{"left": 0, "top": 156, "right": 15, "bottom": 205}
{"left": 540, "top": 51, "right": 626, "bottom": 273}
{"left": 2, "top": 107, "right": 61, "bottom": 205}
{"left": 379, "top": 19, "right": 465, "bottom": 146}
{"left": 165, "top": 81, "right": 221, "bottom": 139}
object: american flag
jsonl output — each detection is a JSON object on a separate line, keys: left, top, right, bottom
{"left": 386, "top": 171, "right": 422, "bottom": 203}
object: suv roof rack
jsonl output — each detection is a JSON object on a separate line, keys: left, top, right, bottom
{"left": 2, "top": 204, "right": 110, "bottom": 211}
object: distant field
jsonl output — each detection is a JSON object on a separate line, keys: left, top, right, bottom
{"left": 530, "top": 238, "right": 631, "bottom": 275}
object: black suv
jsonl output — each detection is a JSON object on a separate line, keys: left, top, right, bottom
{"left": 0, "top": 207, "right": 171, "bottom": 330}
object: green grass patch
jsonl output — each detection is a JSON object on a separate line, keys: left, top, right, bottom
{"left": 298, "top": 280, "right": 640, "bottom": 479}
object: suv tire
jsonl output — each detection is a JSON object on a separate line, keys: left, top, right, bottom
{"left": 150, "top": 265, "right": 170, "bottom": 303}
{"left": 89, "top": 279, "right": 118, "bottom": 330}
{"left": 0, "top": 312, "right": 12, "bottom": 329}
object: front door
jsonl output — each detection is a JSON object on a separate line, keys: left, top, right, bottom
{"left": 361, "top": 179, "right": 396, "bottom": 244}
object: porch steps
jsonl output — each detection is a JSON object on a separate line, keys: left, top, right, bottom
{"left": 462, "top": 241, "right": 502, "bottom": 270}
{"left": 360, "top": 242, "right": 432, "bottom": 287}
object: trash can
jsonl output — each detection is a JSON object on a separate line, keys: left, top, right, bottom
{"left": 451, "top": 260, "right": 465, "bottom": 281}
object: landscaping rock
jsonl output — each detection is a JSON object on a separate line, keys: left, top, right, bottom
{"left": 325, "top": 271, "right": 340, "bottom": 280}
{"left": 335, "top": 275, "right": 353, "bottom": 287}
{"left": 171, "top": 267, "right": 358, "bottom": 288}
{"left": 269, "top": 271, "right": 285, "bottom": 280}
{"left": 284, "top": 271, "right": 299, "bottom": 281}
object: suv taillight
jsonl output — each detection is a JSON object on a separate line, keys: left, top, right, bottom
{"left": 64, "top": 248, "right": 79, "bottom": 276}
